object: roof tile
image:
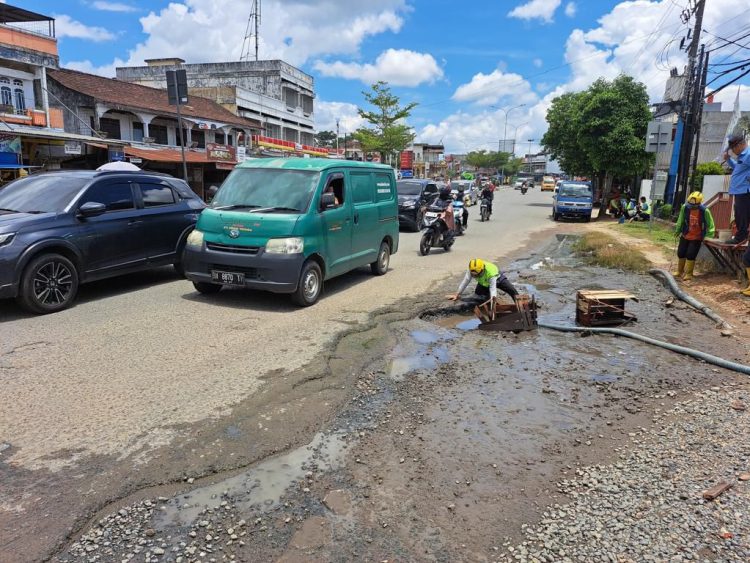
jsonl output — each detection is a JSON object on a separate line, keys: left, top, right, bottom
{"left": 48, "top": 68, "right": 260, "bottom": 130}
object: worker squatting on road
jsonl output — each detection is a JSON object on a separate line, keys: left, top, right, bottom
{"left": 447, "top": 258, "right": 519, "bottom": 305}
{"left": 673, "top": 191, "right": 715, "bottom": 282}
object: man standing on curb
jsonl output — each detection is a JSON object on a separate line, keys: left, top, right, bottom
{"left": 723, "top": 132, "right": 750, "bottom": 245}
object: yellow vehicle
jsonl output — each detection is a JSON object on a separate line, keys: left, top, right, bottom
{"left": 541, "top": 176, "right": 555, "bottom": 192}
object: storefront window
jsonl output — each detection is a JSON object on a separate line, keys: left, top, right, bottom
{"left": 133, "top": 122, "right": 144, "bottom": 142}
{"left": 0, "top": 86, "right": 10, "bottom": 107}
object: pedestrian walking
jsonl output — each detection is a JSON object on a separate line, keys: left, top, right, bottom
{"left": 722, "top": 133, "right": 750, "bottom": 245}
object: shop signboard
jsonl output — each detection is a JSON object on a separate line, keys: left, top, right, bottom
{"left": 236, "top": 146, "right": 247, "bottom": 162}
{"left": 206, "top": 143, "right": 236, "bottom": 163}
{"left": 0, "top": 134, "right": 21, "bottom": 154}
{"left": 64, "top": 141, "right": 82, "bottom": 155}
{"left": 108, "top": 149, "right": 125, "bottom": 162}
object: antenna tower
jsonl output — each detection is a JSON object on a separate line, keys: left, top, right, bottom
{"left": 240, "top": 0, "right": 261, "bottom": 62}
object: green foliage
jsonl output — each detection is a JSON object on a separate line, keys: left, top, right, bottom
{"left": 314, "top": 130, "right": 337, "bottom": 147}
{"left": 691, "top": 161, "right": 726, "bottom": 189}
{"left": 573, "top": 232, "right": 650, "bottom": 272}
{"left": 541, "top": 75, "right": 653, "bottom": 180}
{"left": 353, "top": 82, "right": 417, "bottom": 162}
{"left": 659, "top": 203, "right": 673, "bottom": 219}
{"left": 465, "top": 150, "right": 510, "bottom": 170}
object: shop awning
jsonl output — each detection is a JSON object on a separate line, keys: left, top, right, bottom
{"left": 126, "top": 146, "right": 212, "bottom": 164}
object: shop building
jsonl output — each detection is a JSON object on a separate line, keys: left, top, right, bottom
{"left": 0, "top": 4, "right": 126, "bottom": 179}
{"left": 115, "top": 58, "right": 316, "bottom": 147}
{"left": 46, "top": 68, "right": 261, "bottom": 198}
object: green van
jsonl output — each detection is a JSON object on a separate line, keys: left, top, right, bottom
{"left": 183, "top": 158, "right": 399, "bottom": 306}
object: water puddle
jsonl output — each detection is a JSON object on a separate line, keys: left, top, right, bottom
{"left": 591, "top": 373, "right": 619, "bottom": 383}
{"left": 154, "top": 431, "right": 348, "bottom": 528}
{"left": 432, "top": 314, "right": 481, "bottom": 331}
{"left": 389, "top": 345, "right": 451, "bottom": 379}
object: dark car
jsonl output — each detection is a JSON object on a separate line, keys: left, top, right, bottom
{"left": 0, "top": 170, "right": 204, "bottom": 314}
{"left": 396, "top": 178, "right": 440, "bottom": 231}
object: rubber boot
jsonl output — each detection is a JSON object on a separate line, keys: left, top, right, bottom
{"left": 673, "top": 258, "right": 685, "bottom": 279}
{"left": 682, "top": 260, "right": 695, "bottom": 281}
{"left": 742, "top": 268, "right": 750, "bottom": 297}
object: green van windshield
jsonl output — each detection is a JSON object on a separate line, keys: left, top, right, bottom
{"left": 211, "top": 169, "right": 320, "bottom": 213}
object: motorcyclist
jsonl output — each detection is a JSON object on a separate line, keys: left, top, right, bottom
{"left": 447, "top": 258, "right": 519, "bottom": 303}
{"left": 432, "top": 185, "right": 456, "bottom": 231}
{"left": 455, "top": 186, "right": 469, "bottom": 228}
{"left": 480, "top": 183, "right": 494, "bottom": 214}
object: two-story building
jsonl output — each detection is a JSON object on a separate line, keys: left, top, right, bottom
{"left": 0, "top": 4, "right": 126, "bottom": 179}
{"left": 46, "top": 68, "right": 262, "bottom": 198}
{"left": 115, "top": 58, "right": 316, "bottom": 149}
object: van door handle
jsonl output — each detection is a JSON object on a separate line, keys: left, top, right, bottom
{"left": 354, "top": 212, "right": 359, "bottom": 225}
{"left": 128, "top": 219, "right": 143, "bottom": 226}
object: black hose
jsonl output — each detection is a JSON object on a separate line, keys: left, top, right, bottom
{"left": 648, "top": 268, "right": 733, "bottom": 332}
{"left": 538, "top": 320, "right": 750, "bottom": 375}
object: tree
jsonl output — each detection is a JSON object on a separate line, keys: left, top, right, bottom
{"left": 541, "top": 92, "right": 590, "bottom": 177}
{"left": 691, "top": 161, "right": 726, "bottom": 190}
{"left": 314, "top": 130, "right": 338, "bottom": 148}
{"left": 354, "top": 81, "right": 417, "bottom": 164}
{"left": 465, "top": 150, "right": 510, "bottom": 171}
{"left": 542, "top": 75, "right": 653, "bottom": 217}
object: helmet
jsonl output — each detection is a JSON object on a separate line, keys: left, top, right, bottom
{"left": 469, "top": 258, "right": 485, "bottom": 276}
{"left": 439, "top": 185, "right": 452, "bottom": 200}
{"left": 687, "top": 191, "right": 704, "bottom": 205}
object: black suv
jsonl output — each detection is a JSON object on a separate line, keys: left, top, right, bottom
{"left": 0, "top": 170, "right": 205, "bottom": 314}
{"left": 397, "top": 178, "right": 440, "bottom": 231}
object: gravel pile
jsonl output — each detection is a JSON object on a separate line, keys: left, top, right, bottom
{"left": 499, "top": 385, "right": 750, "bottom": 563}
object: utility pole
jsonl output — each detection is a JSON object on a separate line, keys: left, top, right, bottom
{"left": 673, "top": 0, "right": 706, "bottom": 208}
{"left": 336, "top": 119, "right": 340, "bottom": 154}
{"left": 526, "top": 139, "right": 534, "bottom": 173}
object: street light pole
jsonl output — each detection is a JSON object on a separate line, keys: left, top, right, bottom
{"left": 336, "top": 119, "right": 340, "bottom": 154}
{"left": 526, "top": 139, "right": 535, "bottom": 173}
{"left": 491, "top": 103, "right": 525, "bottom": 183}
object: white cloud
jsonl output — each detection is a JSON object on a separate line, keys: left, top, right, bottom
{"left": 564, "top": 2, "right": 577, "bottom": 17}
{"left": 533, "top": 58, "right": 543, "bottom": 68}
{"left": 54, "top": 14, "right": 115, "bottom": 42}
{"left": 314, "top": 100, "right": 365, "bottom": 133}
{"left": 81, "top": 0, "right": 410, "bottom": 69}
{"left": 424, "top": 0, "right": 750, "bottom": 154}
{"left": 92, "top": 1, "right": 137, "bottom": 12}
{"left": 314, "top": 49, "right": 443, "bottom": 87}
{"left": 508, "top": 0, "right": 562, "bottom": 23}
{"left": 452, "top": 68, "right": 538, "bottom": 106}
{"left": 64, "top": 58, "right": 125, "bottom": 78}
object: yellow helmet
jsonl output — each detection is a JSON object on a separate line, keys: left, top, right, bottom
{"left": 687, "top": 191, "right": 703, "bottom": 205}
{"left": 469, "top": 258, "right": 485, "bottom": 276}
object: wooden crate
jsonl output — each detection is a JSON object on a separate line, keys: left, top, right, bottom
{"left": 576, "top": 289, "right": 636, "bottom": 327}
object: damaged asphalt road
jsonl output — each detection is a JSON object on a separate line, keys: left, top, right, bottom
{"left": 55, "top": 234, "right": 750, "bottom": 562}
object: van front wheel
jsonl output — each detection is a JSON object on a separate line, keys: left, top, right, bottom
{"left": 371, "top": 241, "right": 390, "bottom": 275}
{"left": 292, "top": 261, "right": 322, "bottom": 307}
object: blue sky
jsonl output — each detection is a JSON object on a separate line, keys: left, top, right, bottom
{"left": 22, "top": 0, "right": 750, "bottom": 153}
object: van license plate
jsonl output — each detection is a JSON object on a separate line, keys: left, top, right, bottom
{"left": 211, "top": 270, "right": 245, "bottom": 285}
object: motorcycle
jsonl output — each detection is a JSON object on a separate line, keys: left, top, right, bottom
{"left": 419, "top": 201, "right": 456, "bottom": 256}
{"left": 480, "top": 196, "right": 491, "bottom": 222}
{"left": 520, "top": 183, "right": 528, "bottom": 195}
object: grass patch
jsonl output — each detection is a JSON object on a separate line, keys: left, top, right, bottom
{"left": 610, "top": 221, "right": 676, "bottom": 250}
{"left": 573, "top": 232, "right": 651, "bottom": 272}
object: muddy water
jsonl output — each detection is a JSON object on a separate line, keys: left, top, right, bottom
{"left": 57, "top": 234, "right": 749, "bottom": 562}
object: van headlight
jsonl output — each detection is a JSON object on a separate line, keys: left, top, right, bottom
{"left": 186, "top": 230, "right": 204, "bottom": 248}
{"left": 0, "top": 232, "right": 14, "bottom": 246}
{"left": 265, "top": 237, "right": 304, "bottom": 254}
